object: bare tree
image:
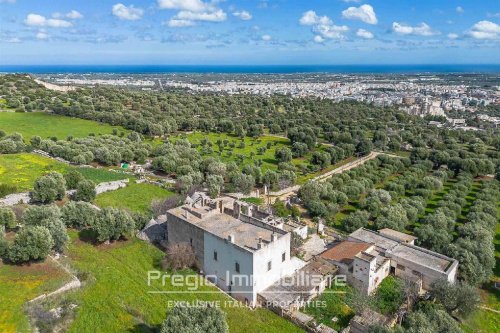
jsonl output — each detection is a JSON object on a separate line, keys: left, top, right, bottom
{"left": 402, "top": 276, "right": 420, "bottom": 310}
{"left": 162, "top": 242, "right": 196, "bottom": 271}
{"left": 151, "top": 195, "right": 182, "bottom": 216}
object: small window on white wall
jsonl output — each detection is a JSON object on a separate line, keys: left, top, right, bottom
{"left": 282, "top": 252, "right": 286, "bottom": 262}
{"left": 267, "top": 261, "right": 272, "bottom": 271}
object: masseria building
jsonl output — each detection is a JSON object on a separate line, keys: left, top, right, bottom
{"left": 166, "top": 194, "right": 304, "bottom": 306}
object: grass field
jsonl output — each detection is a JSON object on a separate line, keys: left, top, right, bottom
{"left": 0, "top": 259, "right": 70, "bottom": 333}
{"left": 94, "top": 182, "right": 174, "bottom": 214}
{"left": 0, "top": 153, "right": 68, "bottom": 191}
{"left": 0, "top": 233, "right": 303, "bottom": 333}
{"left": 76, "top": 167, "right": 130, "bottom": 184}
{"left": 62, "top": 232, "right": 303, "bottom": 333}
{"left": 462, "top": 283, "right": 500, "bottom": 333}
{"left": 0, "top": 153, "right": 130, "bottom": 192}
{"left": 0, "top": 112, "right": 126, "bottom": 141}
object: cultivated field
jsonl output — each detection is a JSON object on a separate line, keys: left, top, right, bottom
{"left": 94, "top": 182, "right": 174, "bottom": 214}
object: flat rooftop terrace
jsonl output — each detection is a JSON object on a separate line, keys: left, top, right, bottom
{"left": 389, "top": 244, "right": 453, "bottom": 272}
{"left": 168, "top": 205, "right": 282, "bottom": 251}
{"left": 349, "top": 228, "right": 399, "bottom": 250}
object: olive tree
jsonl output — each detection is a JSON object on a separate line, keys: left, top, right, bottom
{"left": 7, "top": 226, "right": 54, "bottom": 263}
{"left": 91, "top": 207, "right": 135, "bottom": 242}
{"left": 31, "top": 172, "right": 66, "bottom": 204}
{"left": 61, "top": 201, "right": 98, "bottom": 229}
{"left": 160, "top": 305, "right": 228, "bottom": 333}
{"left": 74, "top": 179, "right": 96, "bottom": 202}
{"left": 23, "top": 205, "right": 68, "bottom": 252}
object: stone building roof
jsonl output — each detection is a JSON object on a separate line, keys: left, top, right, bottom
{"left": 167, "top": 196, "right": 286, "bottom": 252}
{"left": 378, "top": 228, "right": 417, "bottom": 243}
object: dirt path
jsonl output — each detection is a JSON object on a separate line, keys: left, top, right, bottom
{"left": 268, "top": 151, "right": 385, "bottom": 201}
{"left": 478, "top": 306, "right": 500, "bottom": 314}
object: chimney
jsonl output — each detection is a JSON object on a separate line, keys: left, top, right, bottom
{"left": 228, "top": 234, "right": 235, "bottom": 243}
{"left": 219, "top": 201, "right": 223, "bottom": 213}
{"left": 184, "top": 209, "right": 190, "bottom": 220}
{"left": 257, "top": 237, "right": 263, "bottom": 249}
{"left": 271, "top": 233, "right": 278, "bottom": 242}
{"left": 233, "top": 202, "right": 240, "bottom": 218}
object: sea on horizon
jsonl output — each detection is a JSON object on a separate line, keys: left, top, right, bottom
{"left": 0, "top": 64, "right": 499, "bottom": 74}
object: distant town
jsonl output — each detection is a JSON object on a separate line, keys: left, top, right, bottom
{"left": 40, "top": 72, "right": 500, "bottom": 130}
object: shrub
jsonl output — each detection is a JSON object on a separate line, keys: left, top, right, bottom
{"left": 162, "top": 242, "right": 196, "bottom": 271}
{"left": 0, "top": 207, "right": 16, "bottom": 228}
{"left": 374, "top": 276, "right": 404, "bottom": 314}
{"left": 160, "top": 305, "right": 228, "bottom": 333}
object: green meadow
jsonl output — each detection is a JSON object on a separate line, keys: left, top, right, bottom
{"left": 0, "top": 112, "right": 127, "bottom": 141}
{"left": 2, "top": 231, "right": 303, "bottom": 333}
{"left": 0, "top": 259, "right": 71, "bottom": 333}
{"left": 94, "top": 182, "right": 174, "bottom": 214}
{"left": 0, "top": 153, "right": 129, "bottom": 192}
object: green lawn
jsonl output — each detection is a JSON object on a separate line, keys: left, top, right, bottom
{"left": 94, "top": 182, "right": 174, "bottom": 214}
{"left": 0, "top": 112, "right": 127, "bottom": 141}
{"left": 0, "top": 153, "right": 130, "bottom": 193}
{"left": 63, "top": 232, "right": 303, "bottom": 333}
{"left": 0, "top": 259, "right": 70, "bottom": 333}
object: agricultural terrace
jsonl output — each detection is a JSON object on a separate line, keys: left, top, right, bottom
{"left": 21, "top": 232, "right": 304, "bottom": 333}
{"left": 172, "top": 132, "right": 350, "bottom": 183}
{"left": 0, "top": 153, "right": 128, "bottom": 194}
{"left": 0, "top": 112, "right": 127, "bottom": 141}
{"left": 95, "top": 182, "right": 174, "bottom": 214}
{"left": 0, "top": 258, "right": 71, "bottom": 333}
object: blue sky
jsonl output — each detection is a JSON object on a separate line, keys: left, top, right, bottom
{"left": 0, "top": 0, "right": 499, "bottom": 65}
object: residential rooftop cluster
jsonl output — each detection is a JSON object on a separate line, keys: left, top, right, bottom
{"left": 165, "top": 193, "right": 459, "bottom": 332}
